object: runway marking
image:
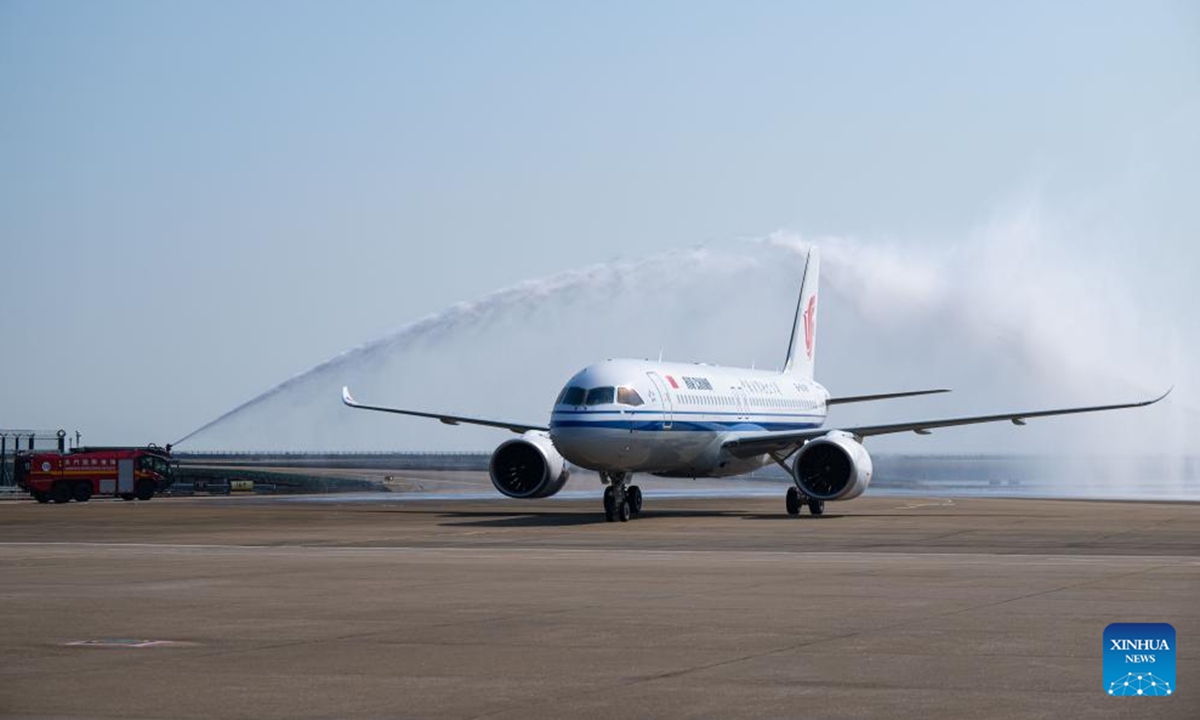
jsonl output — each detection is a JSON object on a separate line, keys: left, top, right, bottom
{"left": 893, "top": 499, "right": 956, "bottom": 510}
{"left": 65, "top": 639, "right": 197, "bottom": 649}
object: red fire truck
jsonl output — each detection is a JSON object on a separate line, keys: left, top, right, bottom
{"left": 15, "top": 445, "right": 176, "bottom": 503}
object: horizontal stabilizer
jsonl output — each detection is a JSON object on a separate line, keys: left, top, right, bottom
{"left": 827, "top": 388, "right": 951, "bottom": 405}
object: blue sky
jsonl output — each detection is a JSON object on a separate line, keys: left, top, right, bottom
{"left": 1, "top": 1, "right": 1196, "bottom": 449}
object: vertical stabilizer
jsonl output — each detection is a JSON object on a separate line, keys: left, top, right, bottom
{"left": 783, "top": 247, "right": 820, "bottom": 378}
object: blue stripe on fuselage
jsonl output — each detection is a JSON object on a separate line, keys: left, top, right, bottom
{"left": 549, "top": 419, "right": 823, "bottom": 432}
{"left": 552, "top": 409, "right": 823, "bottom": 418}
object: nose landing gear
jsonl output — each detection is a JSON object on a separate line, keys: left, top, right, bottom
{"left": 601, "top": 472, "right": 641, "bottom": 522}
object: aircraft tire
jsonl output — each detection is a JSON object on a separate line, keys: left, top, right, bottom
{"left": 786, "top": 486, "right": 801, "bottom": 516}
{"left": 628, "top": 486, "right": 642, "bottom": 514}
{"left": 617, "top": 498, "right": 631, "bottom": 522}
{"left": 808, "top": 499, "right": 825, "bottom": 516}
{"left": 603, "top": 486, "right": 616, "bottom": 522}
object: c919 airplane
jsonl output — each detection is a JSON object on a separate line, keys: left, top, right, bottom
{"left": 343, "top": 248, "right": 1168, "bottom": 522}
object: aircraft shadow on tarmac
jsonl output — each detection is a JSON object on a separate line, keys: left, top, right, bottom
{"left": 354, "top": 506, "right": 1027, "bottom": 528}
{"left": 430, "top": 509, "right": 849, "bottom": 528}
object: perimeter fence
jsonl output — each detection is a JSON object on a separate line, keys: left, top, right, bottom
{"left": 0, "top": 429, "right": 68, "bottom": 487}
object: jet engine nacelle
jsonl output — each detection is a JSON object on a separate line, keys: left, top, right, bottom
{"left": 489, "top": 431, "right": 571, "bottom": 499}
{"left": 792, "top": 430, "right": 873, "bottom": 501}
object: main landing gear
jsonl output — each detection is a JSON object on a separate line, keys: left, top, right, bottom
{"left": 601, "top": 471, "right": 642, "bottom": 522}
{"left": 785, "top": 486, "right": 824, "bottom": 517}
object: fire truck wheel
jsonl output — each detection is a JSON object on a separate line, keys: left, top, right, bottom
{"left": 51, "top": 482, "right": 72, "bottom": 504}
{"left": 72, "top": 482, "right": 93, "bottom": 503}
{"left": 135, "top": 480, "right": 155, "bottom": 501}
{"left": 33, "top": 491, "right": 50, "bottom": 504}
{"left": 120, "top": 494, "right": 135, "bottom": 501}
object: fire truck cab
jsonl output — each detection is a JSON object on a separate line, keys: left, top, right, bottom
{"left": 15, "top": 445, "right": 176, "bottom": 504}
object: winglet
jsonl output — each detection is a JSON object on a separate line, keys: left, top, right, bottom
{"left": 342, "top": 386, "right": 358, "bottom": 407}
{"left": 1129, "top": 387, "right": 1173, "bottom": 408}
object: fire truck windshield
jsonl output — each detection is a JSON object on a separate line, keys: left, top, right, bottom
{"left": 139, "top": 454, "right": 172, "bottom": 478}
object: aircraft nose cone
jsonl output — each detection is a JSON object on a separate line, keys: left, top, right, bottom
{"left": 550, "top": 426, "right": 629, "bottom": 471}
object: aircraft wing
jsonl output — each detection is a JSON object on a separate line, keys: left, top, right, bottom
{"left": 826, "top": 388, "right": 951, "bottom": 405}
{"left": 341, "top": 386, "right": 548, "bottom": 434}
{"left": 722, "top": 389, "right": 1171, "bottom": 458}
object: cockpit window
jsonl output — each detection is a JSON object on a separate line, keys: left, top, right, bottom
{"left": 617, "top": 387, "right": 644, "bottom": 406}
{"left": 557, "top": 386, "right": 586, "bottom": 405}
{"left": 584, "top": 386, "right": 615, "bottom": 405}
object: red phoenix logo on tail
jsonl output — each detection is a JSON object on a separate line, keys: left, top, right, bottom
{"left": 802, "top": 295, "right": 817, "bottom": 359}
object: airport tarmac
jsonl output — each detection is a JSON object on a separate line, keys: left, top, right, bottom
{"left": 1, "top": 486, "right": 1197, "bottom": 719}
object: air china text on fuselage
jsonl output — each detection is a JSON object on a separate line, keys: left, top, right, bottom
{"left": 343, "top": 247, "right": 1168, "bottom": 523}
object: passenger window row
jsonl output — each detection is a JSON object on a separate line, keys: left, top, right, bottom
{"left": 675, "top": 394, "right": 819, "bottom": 410}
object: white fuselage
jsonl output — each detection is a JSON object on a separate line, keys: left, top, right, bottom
{"left": 548, "top": 359, "right": 828, "bottom": 477}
